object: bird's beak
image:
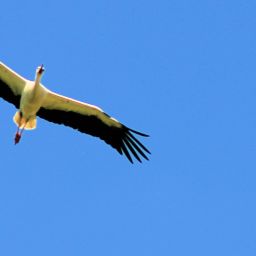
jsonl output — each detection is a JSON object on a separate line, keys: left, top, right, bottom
{"left": 38, "top": 64, "right": 45, "bottom": 74}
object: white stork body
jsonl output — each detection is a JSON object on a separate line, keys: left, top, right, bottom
{"left": 0, "top": 62, "right": 150, "bottom": 163}
{"left": 20, "top": 79, "right": 46, "bottom": 120}
{"left": 14, "top": 71, "right": 47, "bottom": 130}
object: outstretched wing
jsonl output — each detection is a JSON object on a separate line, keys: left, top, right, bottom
{"left": 0, "top": 62, "right": 27, "bottom": 108}
{"left": 38, "top": 90, "right": 150, "bottom": 163}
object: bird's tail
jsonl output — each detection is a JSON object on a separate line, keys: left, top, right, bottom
{"left": 13, "top": 111, "right": 37, "bottom": 130}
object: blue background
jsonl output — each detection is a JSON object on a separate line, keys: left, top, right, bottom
{"left": 1, "top": 0, "right": 256, "bottom": 255}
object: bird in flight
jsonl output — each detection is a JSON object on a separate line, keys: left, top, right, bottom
{"left": 0, "top": 62, "right": 150, "bottom": 163}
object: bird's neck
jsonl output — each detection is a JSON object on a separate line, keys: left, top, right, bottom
{"left": 34, "top": 73, "right": 42, "bottom": 87}
{"left": 32, "top": 73, "right": 42, "bottom": 97}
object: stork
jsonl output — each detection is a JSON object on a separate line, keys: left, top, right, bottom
{"left": 0, "top": 62, "right": 150, "bottom": 163}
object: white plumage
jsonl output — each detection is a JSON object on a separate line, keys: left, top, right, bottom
{"left": 0, "top": 62, "right": 150, "bottom": 163}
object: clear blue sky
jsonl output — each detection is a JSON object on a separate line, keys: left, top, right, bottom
{"left": 1, "top": 0, "right": 256, "bottom": 255}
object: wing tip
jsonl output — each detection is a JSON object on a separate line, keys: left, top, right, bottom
{"left": 128, "top": 128, "right": 150, "bottom": 137}
{"left": 117, "top": 126, "right": 151, "bottom": 163}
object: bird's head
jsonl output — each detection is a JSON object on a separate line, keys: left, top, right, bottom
{"left": 36, "top": 64, "right": 45, "bottom": 75}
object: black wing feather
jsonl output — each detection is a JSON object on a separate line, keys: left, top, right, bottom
{"left": 37, "top": 107, "right": 150, "bottom": 163}
{"left": 123, "top": 137, "right": 142, "bottom": 163}
{"left": 0, "top": 78, "right": 20, "bottom": 108}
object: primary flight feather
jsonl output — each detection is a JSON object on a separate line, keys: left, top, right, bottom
{"left": 0, "top": 62, "right": 150, "bottom": 163}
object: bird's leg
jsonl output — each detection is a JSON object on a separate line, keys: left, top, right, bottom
{"left": 14, "top": 132, "right": 21, "bottom": 145}
{"left": 14, "top": 113, "right": 27, "bottom": 145}
{"left": 16, "top": 125, "right": 21, "bottom": 135}
{"left": 20, "top": 125, "right": 26, "bottom": 136}
{"left": 14, "top": 125, "right": 27, "bottom": 145}
{"left": 15, "top": 126, "right": 22, "bottom": 145}
{"left": 14, "top": 112, "right": 22, "bottom": 145}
